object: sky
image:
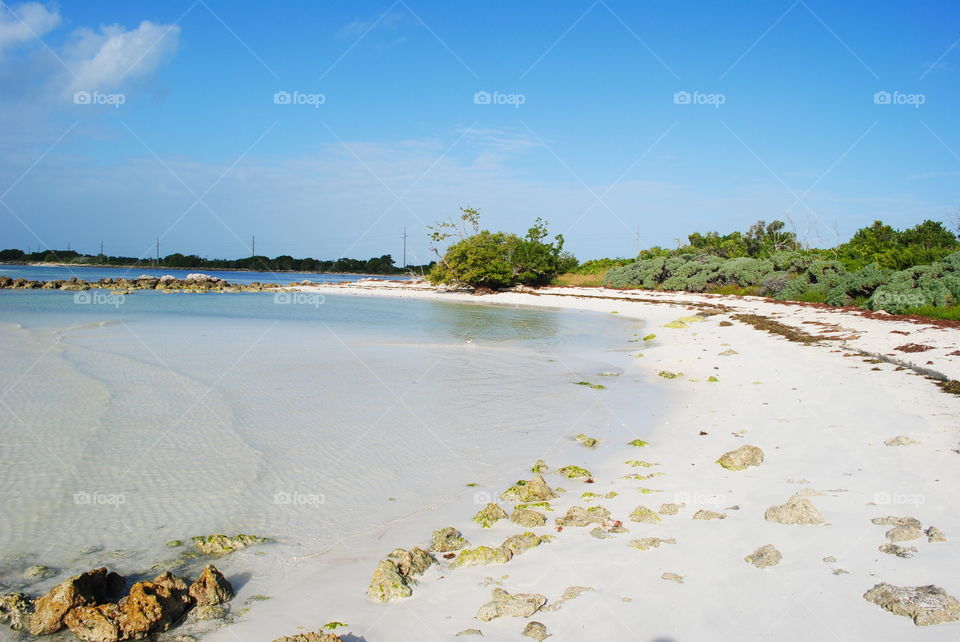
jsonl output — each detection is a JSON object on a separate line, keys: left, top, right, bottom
{"left": 0, "top": 0, "right": 958, "bottom": 264}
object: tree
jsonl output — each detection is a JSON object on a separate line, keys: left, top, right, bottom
{"left": 427, "top": 208, "right": 569, "bottom": 289}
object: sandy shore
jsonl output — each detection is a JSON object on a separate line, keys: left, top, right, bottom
{"left": 209, "top": 282, "right": 960, "bottom": 642}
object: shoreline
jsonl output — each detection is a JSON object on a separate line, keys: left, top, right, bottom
{"left": 0, "top": 261, "right": 410, "bottom": 280}
{"left": 203, "top": 282, "right": 960, "bottom": 641}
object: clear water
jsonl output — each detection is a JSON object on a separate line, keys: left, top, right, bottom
{"left": 0, "top": 264, "right": 411, "bottom": 285}
{"left": 0, "top": 290, "right": 643, "bottom": 612}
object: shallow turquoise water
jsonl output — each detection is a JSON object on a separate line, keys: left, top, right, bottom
{"left": 0, "top": 290, "right": 645, "bottom": 599}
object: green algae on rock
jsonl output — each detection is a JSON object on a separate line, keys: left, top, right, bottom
{"left": 556, "top": 465, "right": 591, "bottom": 479}
{"left": 716, "top": 444, "right": 765, "bottom": 470}
{"left": 430, "top": 527, "right": 469, "bottom": 552}
{"left": 628, "top": 439, "right": 650, "bottom": 447}
{"left": 575, "top": 433, "right": 599, "bottom": 448}
{"left": 500, "top": 476, "right": 558, "bottom": 503}
{"left": 473, "top": 503, "right": 509, "bottom": 528}
{"left": 511, "top": 507, "right": 547, "bottom": 527}
{"left": 629, "top": 506, "right": 661, "bottom": 524}
{"left": 449, "top": 546, "right": 513, "bottom": 569}
{"left": 191, "top": 534, "right": 267, "bottom": 555}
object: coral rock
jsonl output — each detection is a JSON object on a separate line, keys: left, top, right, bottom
{"left": 764, "top": 495, "right": 824, "bottom": 525}
{"left": 745, "top": 544, "right": 782, "bottom": 568}
{"left": 188, "top": 565, "right": 234, "bottom": 606}
{"left": 716, "top": 445, "right": 764, "bottom": 470}
{"left": 476, "top": 588, "right": 547, "bottom": 622}
{"left": 864, "top": 583, "right": 960, "bottom": 626}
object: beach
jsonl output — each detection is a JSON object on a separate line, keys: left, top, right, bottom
{"left": 192, "top": 281, "right": 960, "bottom": 641}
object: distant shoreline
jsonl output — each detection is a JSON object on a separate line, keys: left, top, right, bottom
{"left": 0, "top": 261, "right": 414, "bottom": 279}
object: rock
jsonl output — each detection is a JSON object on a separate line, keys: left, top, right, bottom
{"left": 500, "top": 476, "right": 558, "bottom": 503}
{"left": 628, "top": 439, "right": 650, "bottom": 447}
{"left": 366, "top": 560, "right": 411, "bottom": 601}
{"left": 191, "top": 534, "right": 266, "bottom": 555}
{"left": 822, "top": 556, "right": 838, "bottom": 563}
{"left": 63, "top": 604, "right": 123, "bottom": 642}
{"left": 764, "top": 495, "right": 824, "bottom": 525}
{"left": 30, "top": 567, "right": 124, "bottom": 635}
{"left": 165, "top": 540, "right": 182, "bottom": 548}
{"left": 833, "top": 568, "right": 850, "bottom": 575}
{"left": 455, "top": 629, "right": 483, "bottom": 636}
{"left": 884, "top": 435, "right": 919, "bottom": 446}
{"left": 575, "top": 434, "right": 598, "bottom": 448}
{"left": 658, "top": 503, "right": 682, "bottom": 515}
{"left": 629, "top": 506, "right": 661, "bottom": 524}
{"left": 589, "top": 527, "right": 612, "bottom": 539}
{"left": 863, "top": 583, "right": 960, "bottom": 626}
{"left": 745, "top": 544, "right": 782, "bottom": 568}
{"left": 500, "top": 533, "right": 542, "bottom": 557}
{"left": 531, "top": 459, "right": 548, "bottom": 473}
{"left": 716, "top": 445, "right": 765, "bottom": 470}
{"left": 431, "top": 527, "right": 469, "bottom": 552}
{"left": 188, "top": 604, "right": 227, "bottom": 621}
{"left": 0, "top": 592, "right": 32, "bottom": 631}
{"left": 473, "top": 503, "right": 509, "bottom": 528}
{"left": 113, "top": 572, "right": 192, "bottom": 638}
{"left": 692, "top": 510, "right": 726, "bottom": 520}
{"left": 661, "top": 573, "right": 684, "bottom": 583}
{"left": 629, "top": 537, "right": 676, "bottom": 551}
{"left": 886, "top": 525, "right": 924, "bottom": 542}
{"left": 522, "top": 621, "right": 550, "bottom": 641}
{"left": 556, "top": 465, "right": 592, "bottom": 479}
{"left": 272, "top": 632, "right": 343, "bottom": 642}
{"left": 388, "top": 547, "right": 435, "bottom": 578}
{"left": 926, "top": 526, "right": 947, "bottom": 542}
{"left": 879, "top": 543, "right": 917, "bottom": 558}
{"left": 511, "top": 507, "right": 547, "bottom": 528}
{"left": 555, "top": 506, "right": 610, "bottom": 527}
{"left": 541, "top": 586, "right": 592, "bottom": 612}
{"left": 449, "top": 546, "right": 513, "bottom": 569}
{"left": 476, "top": 588, "right": 547, "bottom": 622}
{"left": 872, "top": 516, "right": 921, "bottom": 528}
{"left": 24, "top": 565, "right": 56, "bottom": 581}
{"left": 188, "top": 565, "right": 234, "bottom": 606}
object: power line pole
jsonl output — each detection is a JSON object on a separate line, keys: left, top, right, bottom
{"left": 402, "top": 227, "right": 407, "bottom": 268}
{"left": 635, "top": 225, "right": 641, "bottom": 257}
{"left": 156, "top": 238, "right": 160, "bottom": 264}
{"left": 251, "top": 235, "right": 255, "bottom": 258}
{"left": 99, "top": 240, "right": 104, "bottom": 256}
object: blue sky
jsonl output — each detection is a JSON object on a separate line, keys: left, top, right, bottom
{"left": 1, "top": 1, "right": 958, "bottom": 263}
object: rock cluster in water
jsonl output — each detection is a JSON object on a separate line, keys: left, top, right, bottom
{"left": 0, "top": 274, "right": 286, "bottom": 293}
{"left": 0, "top": 564, "right": 233, "bottom": 641}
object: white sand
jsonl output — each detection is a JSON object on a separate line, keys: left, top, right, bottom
{"left": 209, "top": 282, "right": 960, "bottom": 642}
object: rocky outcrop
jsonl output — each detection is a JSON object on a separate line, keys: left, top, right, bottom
{"left": 449, "top": 546, "right": 513, "bottom": 569}
{"left": 500, "top": 533, "right": 543, "bottom": 557}
{"left": 191, "top": 533, "right": 266, "bottom": 555}
{"left": 872, "top": 516, "right": 921, "bottom": 528}
{"left": 272, "top": 632, "right": 343, "bottom": 642}
{"left": 500, "top": 476, "right": 558, "bottom": 503}
{"left": 522, "top": 621, "right": 550, "bottom": 641}
{"left": 0, "top": 592, "right": 32, "bottom": 631}
{"left": 387, "top": 547, "right": 435, "bottom": 578}
{"left": 886, "top": 525, "right": 924, "bottom": 542}
{"left": 555, "top": 506, "right": 610, "bottom": 527}
{"left": 764, "top": 495, "right": 824, "bottom": 525}
{"left": 863, "top": 583, "right": 960, "bottom": 626}
{"left": 692, "top": 510, "right": 726, "bottom": 520}
{"left": 430, "top": 527, "right": 469, "bottom": 552}
{"left": 926, "top": 526, "right": 947, "bottom": 542}
{"left": 476, "top": 589, "right": 547, "bottom": 622}
{"left": 556, "top": 465, "right": 591, "bottom": 479}
{"left": 512, "top": 507, "right": 547, "bottom": 527}
{"left": 473, "top": 503, "right": 509, "bottom": 528}
{"left": 629, "top": 505, "right": 661, "bottom": 524}
{"left": 745, "top": 544, "right": 782, "bottom": 568}
{"left": 629, "top": 537, "right": 676, "bottom": 551}
{"left": 366, "top": 560, "right": 412, "bottom": 602}
{"left": 716, "top": 445, "right": 764, "bottom": 470}
{"left": 884, "top": 435, "right": 919, "bottom": 446}
{"left": 658, "top": 503, "right": 681, "bottom": 515}
{"left": 188, "top": 564, "right": 234, "bottom": 606}
{"left": 29, "top": 567, "right": 124, "bottom": 635}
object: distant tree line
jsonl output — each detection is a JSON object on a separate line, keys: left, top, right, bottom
{"left": 0, "top": 248, "right": 433, "bottom": 275}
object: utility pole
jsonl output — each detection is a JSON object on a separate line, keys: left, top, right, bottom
{"left": 156, "top": 238, "right": 160, "bottom": 265}
{"left": 635, "top": 225, "right": 641, "bottom": 257}
{"left": 402, "top": 227, "right": 407, "bottom": 268}
{"left": 99, "top": 240, "right": 104, "bottom": 256}
{"left": 251, "top": 235, "right": 255, "bottom": 258}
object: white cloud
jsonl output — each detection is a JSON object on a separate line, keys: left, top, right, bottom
{"left": 63, "top": 20, "right": 180, "bottom": 94}
{"left": 0, "top": 2, "right": 61, "bottom": 56}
